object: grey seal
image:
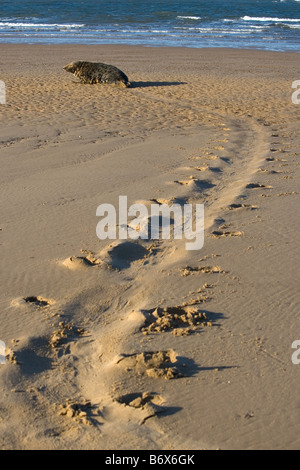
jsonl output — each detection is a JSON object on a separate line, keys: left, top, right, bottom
{"left": 64, "top": 61, "right": 131, "bottom": 87}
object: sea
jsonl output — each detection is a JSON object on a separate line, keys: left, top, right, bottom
{"left": 0, "top": 0, "right": 299, "bottom": 51}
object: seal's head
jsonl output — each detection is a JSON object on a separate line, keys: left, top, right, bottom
{"left": 63, "top": 61, "right": 79, "bottom": 74}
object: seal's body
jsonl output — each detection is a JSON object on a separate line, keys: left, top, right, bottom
{"left": 64, "top": 61, "right": 130, "bottom": 87}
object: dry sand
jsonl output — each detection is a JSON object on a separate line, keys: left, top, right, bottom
{"left": 0, "top": 44, "right": 299, "bottom": 450}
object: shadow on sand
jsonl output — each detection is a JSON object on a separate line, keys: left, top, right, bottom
{"left": 130, "top": 81, "right": 187, "bottom": 88}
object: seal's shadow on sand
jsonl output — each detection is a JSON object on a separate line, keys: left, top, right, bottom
{"left": 130, "top": 81, "right": 187, "bottom": 88}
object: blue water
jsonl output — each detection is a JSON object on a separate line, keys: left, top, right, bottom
{"left": 0, "top": 0, "right": 299, "bottom": 51}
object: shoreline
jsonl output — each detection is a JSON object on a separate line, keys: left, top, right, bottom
{"left": 0, "top": 42, "right": 299, "bottom": 52}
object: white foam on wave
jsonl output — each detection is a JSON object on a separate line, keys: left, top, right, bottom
{"left": 242, "top": 16, "right": 300, "bottom": 22}
{"left": 0, "top": 22, "right": 85, "bottom": 28}
{"left": 177, "top": 16, "right": 201, "bottom": 20}
{"left": 174, "top": 26, "right": 266, "bottom": 35}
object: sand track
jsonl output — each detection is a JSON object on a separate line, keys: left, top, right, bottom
{"left": 0, "top": 45, "right": 299, "bottom": 450}
{"left": 2, "top": 113, "right": 273, "bottom": 447}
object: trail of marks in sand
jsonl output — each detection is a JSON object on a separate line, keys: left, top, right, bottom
{"left": 46, "top": 103, "right": 272, "bottom": 437}
{"left": 246, "top": 183, "right": 273, "bottom": 189}
{"left": 130, "top": 88, "right": 273, "bottom": 236}
{"left": 61, "top": 241, "right": 155, "bottom": 273}
{"left": 11, "top": 296, "right": 55, "bottom": 308}
{"left": 78, "top": 102, "right": 286, "bottom": 440}
{"left": 49, "top": 321, "right": 86, "bottom": 351}
{"left": 180, "top": 265, "right": 226, "bottom": 276}
{"left": 5, "top": 293, "right": 106, "bottom": 440}
{"left": 211, "top": 229, "right": 244, "bottom": 238}
{"left": 116, "top": 350, "right": 183, "bottom": 380}
{"left": 140, "top": 305, "right": 213, "bottom": 336}
{"left": 23, "top": 296, "right": 53, "bottom": 307}
{"left": 174, "top": 177, "right": 215, "bottom": 190}
{"left": 115, "top": 392, "right": 166, "bottom": 425}
{"left": 57, "top": 399, "right": 101, "bottom": 427}
{"left": 225, "top": 203, "right": 258, "bottom": 211}
{"left": 62, "top": 254, "right": 101, "bottom": 270}
{"left": 6, "top": 89, "right": 293, "bottom": 448}
{"left": 100, "top": 241, "right": 150, "bottom": 270}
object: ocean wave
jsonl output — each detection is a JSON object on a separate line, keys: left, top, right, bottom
{"left": 242, "top": 16, "right": 300, "bottom": 22}
{"left": 177, "top": 16, "right": 201, "bottom": 20}
{"left": 0, "top": 22, "right": 85, "bottom": 29}
{"left": 173, "top": 26, "right": 266, "bottom": 34}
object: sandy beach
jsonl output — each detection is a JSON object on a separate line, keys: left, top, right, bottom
{"left": 0, "top": 44, "right": 299, "bottom": 450}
